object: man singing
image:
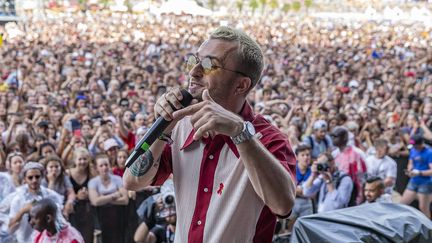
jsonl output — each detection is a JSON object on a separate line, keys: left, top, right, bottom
{"left": 123, "top": 26, "right": 296, "bottom": 242}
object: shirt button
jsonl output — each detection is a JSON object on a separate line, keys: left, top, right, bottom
{"left": 197, "top": 220, "right": 202, "bottom": 226}
{"left": 209, "top": 155, "right": 214, "bottom": 160}
{"left": 204, "top": 188, "right": 209, "bottom": 192}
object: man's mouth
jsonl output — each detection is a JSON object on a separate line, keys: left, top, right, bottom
{"left": 189, "top": 81, "right": 204, "bottom": 89}
{"left": 188, "top": 81, "right": 205, "bottom": 99}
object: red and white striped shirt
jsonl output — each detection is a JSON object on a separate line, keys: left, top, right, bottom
{"left": 152, "top": 102, "right": 296, "bottom": 243}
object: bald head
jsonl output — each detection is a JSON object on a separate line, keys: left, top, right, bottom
{"left": 29, "top": 198, "right": 57, "bottom": 233}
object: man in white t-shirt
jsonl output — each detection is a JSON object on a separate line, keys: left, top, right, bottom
{"left": 365, "top": 139, "right": 397, "bottom": 194}
{"left": 8, "top": 162, "right": 63, "bottom": 243}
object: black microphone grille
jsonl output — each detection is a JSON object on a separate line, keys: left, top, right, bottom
{"left": 179, "top": 89, "right": 194, "bottom": 107}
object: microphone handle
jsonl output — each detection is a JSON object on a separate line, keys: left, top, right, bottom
{"left": 125, "top": 117, "right": 169, "bottom": 168}
{"left": 125, "top": 89, "right": 193, "bottom": 168}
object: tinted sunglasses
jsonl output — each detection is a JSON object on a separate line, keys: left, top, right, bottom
{"left": 185, "top": 54, "right": 249, "bottom": 78}
{"left": 27, "top": 175, "right": 41, "bottom": 180}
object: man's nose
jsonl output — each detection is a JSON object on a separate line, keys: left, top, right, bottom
{"left": 189, "top": 62, "right": 204, "bottom": 79}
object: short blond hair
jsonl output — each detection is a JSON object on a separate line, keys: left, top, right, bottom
{"left": 210, "top": 26, "right": 264, "bottom": 89}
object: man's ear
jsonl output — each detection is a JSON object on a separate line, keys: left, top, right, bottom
{"left": 235, "top": 77, "right": 252, "bottom": 96}
{"left": 45, "top": 214, "right": 53, "bottom": 224}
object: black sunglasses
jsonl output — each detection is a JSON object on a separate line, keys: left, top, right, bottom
{"left": 185, "top": 54, "right": 249, "bottom": 78}
{"left": 27, "top": 175, "right": 41, "bottom": 180}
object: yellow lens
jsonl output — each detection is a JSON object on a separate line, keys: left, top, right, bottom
{"left": 186, "top": 55, "right": 197, "bottom": 71}
{"left": 201, "top": 57, "right": 213, "bottom": 74}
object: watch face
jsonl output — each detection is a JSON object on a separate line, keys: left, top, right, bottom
{"left": 246, "top": 122, "right": 256, "bottom": 135}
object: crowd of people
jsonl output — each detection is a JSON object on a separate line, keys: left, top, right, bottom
{"left": 0, "top": 10, "right": 431, "bottom": 242}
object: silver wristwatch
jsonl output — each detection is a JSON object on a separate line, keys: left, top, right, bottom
{"left": 231, "top": 121, "right": 256, "bottom": 145}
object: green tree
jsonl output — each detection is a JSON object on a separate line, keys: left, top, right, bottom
{"left": 236, "top": 0, "right": 244, "bottom": 13}
{"left": 100, "top": 0, "right": 111, "bottom": 9}
{"left": 259, "top": 0, "right": 267, "bottom": 14}
{"left": 282, "top": 3, "right": 290, "bottom": 13}
{"left": 304, "top": 0, "right": 312, "bottom": 14}
{"left": 208, "top": 0, "right": 217, "bottom": 11}
{"left": 292, "top": 1, "right": 301, "bottom": 12}
{"left": 269, "top": 0, "right": 278, "bottom": 10}
{"left": 249, "top": 0, "right": 259, "bottom": 15}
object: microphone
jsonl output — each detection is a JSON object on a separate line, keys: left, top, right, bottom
{"left": 125, "top": 89, "right": 193, "bottom": 168}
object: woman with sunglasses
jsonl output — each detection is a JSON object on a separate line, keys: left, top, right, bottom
{"left": 41, "top": 155, "right": 76, "bottom": 220}
{"left": 89, "top": 153, "right": 128, "bottom": 243}
{"left": 68, "top": 148, "right": 95, "bottom": 243}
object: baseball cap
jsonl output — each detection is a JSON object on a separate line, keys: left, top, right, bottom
{"left": 348, "top": 80, "right": 359, "bottom": 89}
{"left": 103, "top": 138, "right": 119, "bottom": 151}
{"left": 409, "top": 134, "right": 424, "bottom": 146}
{"left": 313, "top": 120, "right": 328, "bottom": 130}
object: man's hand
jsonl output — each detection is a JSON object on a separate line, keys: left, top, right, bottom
{"left": 154, "top": 88, "right": 197, "bottom": 133}
{"left": 172, "top": 89, "right": 244, "bottom": 141}
{"left": 310, "top": 161, "right": 319, "bottom": 178}
{"left": 320, "top": 171, "right": 333, "bottom": 182}
{"left": 407, "top": 169, "right": 420, "bottom": 177}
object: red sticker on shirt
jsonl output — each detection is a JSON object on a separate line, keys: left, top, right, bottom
{"left": 217, "top": 183, "right": 224, "bottom": 195}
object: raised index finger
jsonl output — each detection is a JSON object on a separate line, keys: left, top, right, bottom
{"left": 172, "top": 101, "right": 204, "bottom": 119}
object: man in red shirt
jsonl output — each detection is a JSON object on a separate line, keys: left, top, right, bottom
{"left": 30, "top": 198, "right": 84, "bottom": 243}
{"left": 124, "top": 26, "right": 296, "bottom": 242}
{"left": 332, "top": 126, "right": 367, "bottom": 205}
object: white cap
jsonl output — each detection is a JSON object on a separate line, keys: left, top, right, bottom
{"left": 313, "top": 120, "right": 328, "bottom": 130}
{"left": 103, "top": 138, "right": 119, "bottom": 151}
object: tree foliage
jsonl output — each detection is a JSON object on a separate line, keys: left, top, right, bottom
{"left": 292, "top": 1, "right": 301, "bottom": 12}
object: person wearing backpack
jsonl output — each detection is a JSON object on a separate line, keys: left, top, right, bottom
{"left": 302, "top": 152, "right": 354, "bottom": 213}
{"left": 303, "top": 120, "right": 333, "bottom": 160}
{"left": 332, "top": 126, "right": 367, "bottom": 205}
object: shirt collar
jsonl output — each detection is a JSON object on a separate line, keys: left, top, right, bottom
{"left": 180, "top": 101, "right": 254, "bottom": 157}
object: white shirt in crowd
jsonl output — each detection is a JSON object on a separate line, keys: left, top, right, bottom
{"left": 366, "top": 155, "right": 397, "bottom": 194}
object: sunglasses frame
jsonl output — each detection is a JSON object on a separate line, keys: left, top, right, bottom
{"left": 185, "top": 54, "right": 250, "bottom": 78}
{"left": 27, "top": 175, "right": 41, "bottom": 180}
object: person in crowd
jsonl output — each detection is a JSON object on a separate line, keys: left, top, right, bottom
{"left": 89, "top": 153, "right": 129, "bottom": 243}
{"left": 5, "top": 152, "right": 25, "bottom": 187}
{"left": 39, "top": 143, "right": 57, "bottom": 159}
{"left": 288, "top": 144, "right": 313, "bottom": 230}
{"left": 26, "top": 134, "right": 48, "bottom": 161}
{"left": 123, "top": 26, "right": 296, "bottom": 242}
{"left": 104, "top": 138, "right": 120, "bottom": 166}
{"left": 400, "top": 134, "right": 432, "bottom": 218}
{"left": 8, "top": 162, "right": 63, "bottom": 243}
{"left": 134, "top": 180, "right": 176, "bottom": 243}
{"left": 113, "top": 149, "right": 128, "bottom": 177}
{"left": 363, "top": 177, "right": 392, "bottom": 203}
{"left": 30, "top": 198, "right": 84, "bottom": 243}
{"left": 303, "top": 152, "right": 354, "bottom": 212}
{"left": 303, "top": 120, "right": 333, "bottom": 160}
{"left": 0, "top": 170, "right": 15, "bottom": 203}
{"left": 41, "top": 155, "right": 76, "bottom": 219}
{"left": 332, "top": 126, "right": 367, "bottom": 205}
{"left": 68, "top": 148, "right": 94, "bottom": 243}
{"left": 365, "top": 139, "right": 397, "bottom": 194}
{"left": 0, "top": 171, "right": 16, "bottom": 242}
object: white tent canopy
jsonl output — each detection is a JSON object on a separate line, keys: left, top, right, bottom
{"left": 158, "top": 0, "right": 213, "bottom": 16}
